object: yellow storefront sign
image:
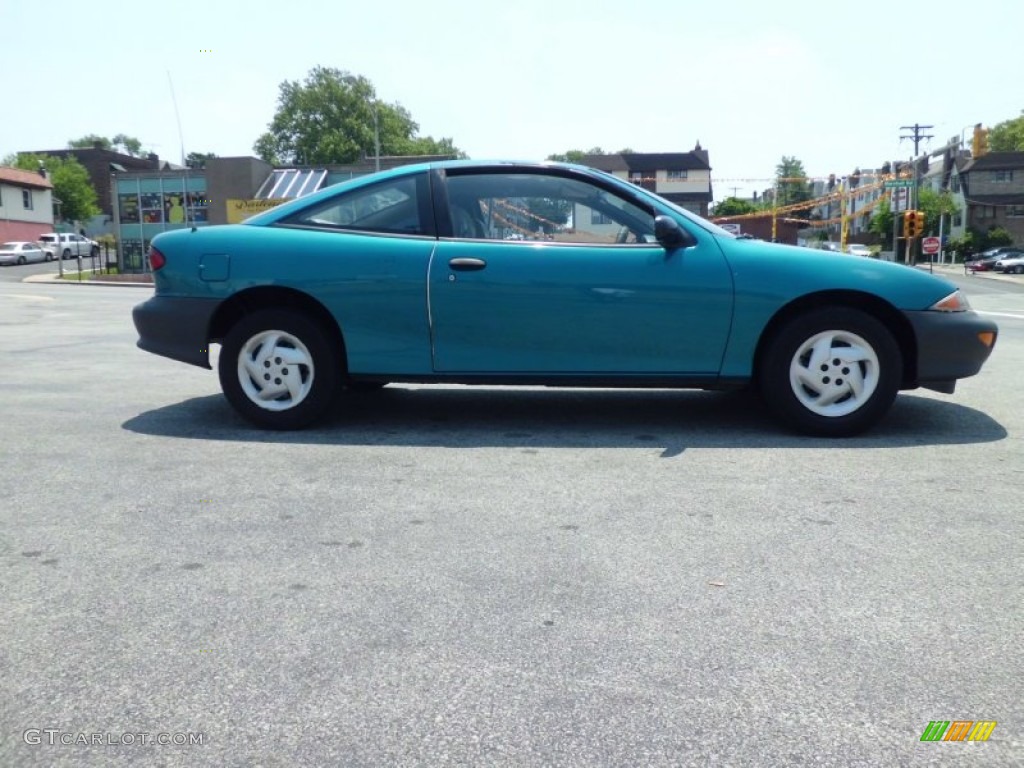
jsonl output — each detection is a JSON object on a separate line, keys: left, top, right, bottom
{"left": 226, "top": 199, "right": 288, "bottom": 224}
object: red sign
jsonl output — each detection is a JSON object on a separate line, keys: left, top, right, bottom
{"left": 922, "top": 236, "right": 940, "bottom": 255}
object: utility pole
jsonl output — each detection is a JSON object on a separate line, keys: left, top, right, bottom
{"left": 900, "top": 123, "right": 934, "bottom": 156}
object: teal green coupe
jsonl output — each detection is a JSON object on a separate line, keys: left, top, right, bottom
{"left": 133, "top": 161, "right": 998, "bottom": 435}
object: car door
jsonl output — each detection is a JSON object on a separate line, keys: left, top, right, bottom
{"left": 427, "top": 168, "right": 733, "bottom": 375}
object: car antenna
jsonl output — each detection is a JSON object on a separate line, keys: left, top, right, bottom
{"left": 167, "top": 70, "right": 196, "bottom": 230}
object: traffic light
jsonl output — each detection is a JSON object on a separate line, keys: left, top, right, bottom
{"left": 903, "top": 209, "right": 925, "bottom": 238}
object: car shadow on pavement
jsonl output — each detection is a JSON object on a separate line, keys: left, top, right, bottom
{"left": 122, "top": 387, "right": 1006, "bottom": 453}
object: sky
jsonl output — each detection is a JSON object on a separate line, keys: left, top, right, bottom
{"left": 2, "top": 0, "right": 1021, "bottom": 201}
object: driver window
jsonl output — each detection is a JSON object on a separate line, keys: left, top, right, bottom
{"left": 446, "top": 173, "right": 656, "bottom": 244}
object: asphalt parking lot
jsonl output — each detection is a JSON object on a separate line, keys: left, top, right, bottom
{"left": 2, "top": 275, "right": 1022, "bottom": 767}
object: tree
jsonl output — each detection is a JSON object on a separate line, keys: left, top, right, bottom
{"left": 68, "top": 134, "right": 112, "bottom": 151}
{"left": 546, "top": 147, "right": 634, "bottom": 163}
{"left": 869, "top": 197, "right": 894, "bottom": 248}
{"left": 712, "top": 197, "right": 759, "bottom": 217}
{"left": 916, "top": 188, "right": 959, "bottom": 236}
{"left": 68, "top": 134, "right": 144, "bottom": 156}
{"left": 987, "top": 111, "right": 1024, "bottom": 152}
{"left": 774, "top": 156, "right": 813, "bottom": 214}
{"left": 11, "top": 153, "right": 100, "bottom": 223}
{"left": 254, "top": 66, "right": 462, "bottom": 165}
{"left": 186, "top": 151, "right": 218, "bottom": 169}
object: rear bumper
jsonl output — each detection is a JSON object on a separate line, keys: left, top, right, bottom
{"left": 132, "top": 295, "right": 220, "bottom": 369}
{"left": 904, "top": 310, "right": 997, "bottom": 387}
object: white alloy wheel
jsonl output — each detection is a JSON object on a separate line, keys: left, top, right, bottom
{"left": 236, "top": 330, "right": 315, "bottom": 411}
{"left": 788, "top": 329, "right": 880, "bottom": 418}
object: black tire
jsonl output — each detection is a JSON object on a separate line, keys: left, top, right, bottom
{"left": 17, "top": 256, "right": 26, "bottom": 265}
{"left": 218, "top": 309, "right": 341, "bottom": 430}
{"left": 44, "top": 251, "right": 53, "bottom": 262}
{"left": 62, "top": 248, "right": 71, "bottom": 260}
{"left": 759, "top": 307, "right": 902, "bottom": 437}
{"left": 1014, "top": 265, "right": 1024, "bottom": 275}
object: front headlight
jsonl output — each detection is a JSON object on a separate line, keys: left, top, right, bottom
{"left": 928, "top": 290, "right": 971, "bottom": 312}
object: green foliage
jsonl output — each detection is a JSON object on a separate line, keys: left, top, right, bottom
{"left": 916, "top": 188, "right": 959, "bottom": 236}
{"left": 254, "top": 66, "right": 462, "bottom": 165}
{"left": 946, "top": 231, "right": 977, "bottom": 261}
{"left": 775, "top": 156, "right": 813, "bottom": 214}
{"left": 982, "top": 226, "right": 1013, "bottom": 247}
{"left": 987, "top": 111, "right": 1024, "bottom": 152}
{"left": 186, "top": 151, "right": 218, "bottom": 169}
{"left": 13, "top": 153, "right": 99, "bottom": 223}
{"left": 68, "top": 134, "right": 112, "bottom": 150}
{"left": 68, "top": 134, "right": 144, "bottom": 156}
{"left": 547, "top": 147, "right": 610, "bottom": 163}
{"left": 869, "top": 197, "right": 894, "bottom": 247}
{"left": 712, "top": 197, "right": 759, "bottom": 217}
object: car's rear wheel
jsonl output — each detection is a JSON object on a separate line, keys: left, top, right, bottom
{"left": 62, "top": 248, "right": 71, "bottom": 260}
{"left": 760, "top": 307, "right": 901, "bottom": 437}
{"left": 17, "top": 256, "right": 26, "bottom": 265}
{"left": 218, "top": 309, "right": 340, "bottom": 430}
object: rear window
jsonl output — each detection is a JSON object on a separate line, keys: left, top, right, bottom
{"left": 39, "top": 235, "right": 57, "bottom": 243}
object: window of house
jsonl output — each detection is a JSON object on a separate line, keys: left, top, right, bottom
{"left": 628, "top": 171, "right": 644, "bottom": 186}
{"left": 951, "top": 176, "right": 960, "bottom": 192}
{"left": 1008, "top": 205, "right": 1024, "bottom": 217}
{"left": 591, "top": 210, "right": 612, "bottom": 225}
{"left": 666, "top": 170, "right": 688, "bottom": 181}
{"left": 22, "top": 189, "right": 33, "bottom": 210}
{"left": 953, "top": 212, "right": 962, "bottom": 226}
{"left": 994, "top": 170, "right": 1014, "bottom": 182}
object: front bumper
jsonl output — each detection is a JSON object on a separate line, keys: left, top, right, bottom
{"left": 904, "top": 309, "right": 997, "bottom": 389}
{"left": 132, "top": 295, "right": 220, "bottom": 369}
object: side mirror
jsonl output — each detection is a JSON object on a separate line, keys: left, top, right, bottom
{"left": 654, "top": 215, "right": 694, "bottom": 249}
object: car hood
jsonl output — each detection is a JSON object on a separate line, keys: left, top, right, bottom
{"left": 717, "top": 238, "right": 957, "bottom": 310}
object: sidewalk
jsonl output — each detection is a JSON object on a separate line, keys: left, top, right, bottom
{"left": 914, "top": 262, "right": 1022, "bottom": 284}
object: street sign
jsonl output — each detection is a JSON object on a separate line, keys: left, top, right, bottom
{"left": 884, "top": 180, "right": 913, "bottom": 188}
{"left": 922, "top": 236, "right": 940, "bottom": 255}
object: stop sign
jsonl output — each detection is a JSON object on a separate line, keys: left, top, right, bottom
{"left": 922, "top": 236, "right": 940, "bottom": 255}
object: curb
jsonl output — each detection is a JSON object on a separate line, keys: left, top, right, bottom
{"left": 23, "top": 272, "right": 154, "bottom": 288}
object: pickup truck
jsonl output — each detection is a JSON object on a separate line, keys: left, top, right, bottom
{"left": 38, "top": 232, "right": 100, "bottom": 260}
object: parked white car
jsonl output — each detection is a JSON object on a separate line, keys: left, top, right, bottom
{"left": 845, "top": 244, "right": 872, "bottom": 257}
{"left": 0, "top": 241, "right": 52, "bottom": 265}
{"left": 38, "top": 232, "right": 100, "bottom": 260}
{"left": 993, "top": 250, "right": 1024, "bottom": 274}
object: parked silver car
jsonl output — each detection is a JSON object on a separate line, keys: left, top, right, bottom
{"left": 993, "top": 249, "right": 1024, "bottom": 274}
{"left": 0, "top": 241, "right": 52, "bottom": 265}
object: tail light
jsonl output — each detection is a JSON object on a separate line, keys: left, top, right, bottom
{"left": 149, "top": 246, "right": 166, "bottom": 271}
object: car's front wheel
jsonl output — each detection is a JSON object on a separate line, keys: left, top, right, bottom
{"left": 1014, "top": 265, "right": 1024, "bottom": 275}
{"left": 218, "top": 309, "right": 340, "bottom": 429}
{"left": 760, "top": 308, "right": 901, "bottom": 437}
{"left": 17, "top": 256, "right": 26, "bottom": 265}
{"left": 62, "top": 248, "right": 71, "bottom": 260}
